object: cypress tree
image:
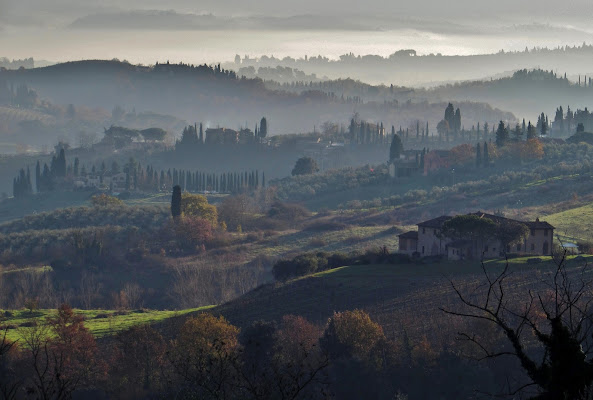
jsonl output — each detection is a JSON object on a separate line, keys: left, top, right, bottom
{"left": 57, "top": 148, "right": 66, "bottom": 177}
{"left": 495, "top": 121, "right": 509, "bottom": 147}
{"left": 35, "top": 161, "right": 41, "bottom": 193}
{"left": 26, "top": 167, "right": 31, "bottom": 193}
{"left": 171, "top": 185, "right": 182, "bottom": 218}
{"left": 389, "top": 134, "right": 403, "bottom": 162}
{"left": 483, "top": 142, "right": 489, "bottom": 167}
{"left": 260, "top": 117, "right": 268, "bottom": 138}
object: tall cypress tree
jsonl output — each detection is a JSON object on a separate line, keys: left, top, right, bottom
{"left": 35, "top": 161, "right": 41, "bottom": 193}
{"left": 57, "top": 148, "right": 66, "bottom": 177}
{"left": 483, "top": 142, "right": 489, "bottom": 167}
{"left": 389, "top": 134, "right": 403, "bottom": 162}
{"left": 73, "top": 157, "right": 79, "bottom": 177}
{"left": 171, "top": 185, "right": 182, "bottom": 218}
{"left": 260, "top": 117, "right": 268, "bottom": 138}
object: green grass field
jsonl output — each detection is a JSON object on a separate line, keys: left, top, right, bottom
{"left": 544, "top": 202, "right": 593, "bottom": 243}
{"left": 0, "top": 306, "right": 214, "bottom": 342}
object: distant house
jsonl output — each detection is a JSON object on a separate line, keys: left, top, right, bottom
{"left": 72, "top": 174, "right": 102, "bottom": 189}
{"left": 388, "top": 161, "right": 420, "bottom": 178}
{"left": 205, "top": 128, "right": 238, "bottom": 145}
{"left": 388, "top": 149, "right": 423, "bottom": 178}
{"left": 424, "top": 150, "right": 450, "bottom": 174}
{"left": 111, "top": 172, "right": 130, "bottom": 192}
{"left": 399, "top": 212, "right": 555, "bottom": 260}
{"left": 398, "top": 230, "right": 418, "bottom": 254}
{"left": 238, "top": 128, "right": 255, "bottom": 144}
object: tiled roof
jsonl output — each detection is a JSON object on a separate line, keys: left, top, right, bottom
{"left": 416, "top": 212, "right": 555, "bottom": 230}
{"left": 417, "top": 215, "right": 452, "bottom": 228}
{"left": 470, "top": 212, "right": 555, "bottom": 230}
{"left": 398, "top": 230, "right": 418, "bottom": 239}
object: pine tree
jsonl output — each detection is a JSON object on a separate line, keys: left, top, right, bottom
{"left": 495, "top": 121, "right": 509, "bottom": 147}
{"left": 483, "top": 142, "right": 489, "bottom": 167}
{"left": 476, "top": 143, "right": 482, "bottom": 167}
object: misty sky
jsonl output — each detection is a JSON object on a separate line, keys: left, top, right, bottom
{"left": 2, "top": 0, "right": 593, "bottom": 63}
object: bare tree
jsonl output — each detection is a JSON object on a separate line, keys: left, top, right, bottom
{"left": 0, "top": 267, "right": 5, "bottom": 309}
{"left": 441, "top": 255, "right": 593, "bottom": 399}
{"left": 79, "top": 272, "right": 102, "bottom": 309}
{"left": 0, "top": 327, "right": 20, "bottom": 400}
{"left": 122, "top": 283, "right": 144, "bottom": 310}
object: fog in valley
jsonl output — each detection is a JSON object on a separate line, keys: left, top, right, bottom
{"left": 3, "top": 1, "right": 593, "bottom": 399}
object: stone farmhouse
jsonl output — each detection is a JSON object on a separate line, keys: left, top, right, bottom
{"left": 398, "top": 212, "right": 555, "bottom": 260}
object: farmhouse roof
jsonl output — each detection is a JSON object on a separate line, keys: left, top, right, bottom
{"left": 416, "top": 212, "right": 555, "bottom": 230}
{"left": 398, "top": 230, "right": 418, "bottom": 239}
{"left": 417, "top": 215, "right": 452, "bottom": 228}
{"left": 470, "top": 212, "right": 555, "bottom": 230}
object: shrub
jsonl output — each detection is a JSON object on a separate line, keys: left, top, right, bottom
{"left": 309, "top": 237, "right": 328, "bottom": 248}
{"left": 268, "top": 202, "right": 311, "bottom": 222}
{"left": 91, "top": 193, "right": 124, "bottom": 207}
{"left": 273, "top": 253, "right": 320, "bottom": 281}
{"left": 304, "top": 221, "right": 349, "bottom": 232}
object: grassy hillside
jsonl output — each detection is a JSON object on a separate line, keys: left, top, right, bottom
{"left": 543, "top": 202, "right": 593, "bottom": 243}
{"left": 213, "top": 255, "right": 592, "bottom": 340}
{"left": 0, "top": 306, "right": 214, "bottom": 342}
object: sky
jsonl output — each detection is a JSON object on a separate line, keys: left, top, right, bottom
{"left": 2, "top": 0, "right": 593, "bottom": 63}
